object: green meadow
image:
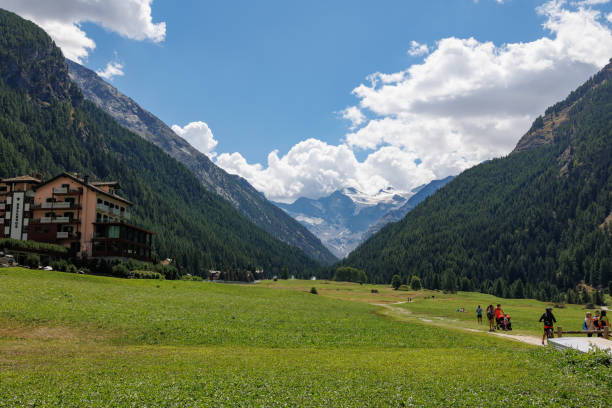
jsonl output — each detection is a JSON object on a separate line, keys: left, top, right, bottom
{"left": 0, "top": 268, "right": 610, "bottom": 407}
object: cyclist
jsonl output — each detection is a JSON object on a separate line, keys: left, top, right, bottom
{"left": 539, "top": 307, "right": 556, "bottom": 345}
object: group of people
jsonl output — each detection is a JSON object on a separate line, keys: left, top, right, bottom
{"left": 583, "top": 310, "right": 609, "bottom": 337}
{"left": 476, "top": 304, "right": 512, "bottom": 331}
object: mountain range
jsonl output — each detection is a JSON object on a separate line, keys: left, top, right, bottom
{"left": 342, "top": 60, "right": 612, "bottom": 301}
{"left": 362, "top": 176, "right": 455, "bottom": 241}
{"left": 66, "top": 60, "right": 336, "bottom": 265}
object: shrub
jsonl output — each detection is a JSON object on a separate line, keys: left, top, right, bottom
{"left": 0, "top": 238, "right": 67, "bottom": 254}
{"left": 410, "top": 275, "right": 422, "bottom": 290}
{"left": 133, "top": 270, "right": 164, "bottom": 280}
{"left": 334, "top": 266, "right": 367, "bottom": 283}
{"left": 391, "top": 274, "right": 401, "bottom": 290}
{"left": 66, "top": 264, "right": 77, "bottom": 273}
{"left": 24, "top": 254, "right": 40, "bottom": 268}
{"left": 50, "top": 259, "right": 70, "bottom": 272}
{"left": 310, "top": 287, "right": 318, "bottom": 295}
{"left": 371, "top": 289, "right": 379, "bottom": 294}
{"left": 112, "top": 264, "right": 131, "bottom": 278}
{"left": 180, "top": 274, "right": 202, "bottom": 281}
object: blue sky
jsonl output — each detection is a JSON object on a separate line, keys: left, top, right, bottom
{"left": 87, "top": 0, "right": 545, "bottom": 162}
{"left": 4, "top": 0, "right": 612, "bottom": 202}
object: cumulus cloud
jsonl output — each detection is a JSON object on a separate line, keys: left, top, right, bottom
{"left": 0, "top": 0, "right": 166, "bottom": 62}
{"left": 339, "top": 106, "right": 366, "bottom": 129}
{"left": 408, "top": 41, "right": 429, "bottom": 56}
{"left": 96, "top": 61, "right": 124, "bottom": 80}
{"left": 216, "top": 139, "right": 436, "bottom": 203}
{"left": 215, "top": 1, "right": 612, "bottom": 204}
{"left": 172, "top": 121, "right": 219, "bottom": 157}
{"left": 345, "top": 0, "right": 612, "bottom": 175}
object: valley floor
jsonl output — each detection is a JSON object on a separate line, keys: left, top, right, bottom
{"left": 0, "top": 269, "right": 610, "bottom": 407}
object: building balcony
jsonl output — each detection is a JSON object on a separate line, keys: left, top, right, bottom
{"left": 0, "top": 203, "right": 5, "bottom": 210}
{"left": 53, "top": 187, "right": 83, "bottom": 195}
{"left": 33, "top": 202, "right": 81, "bottom": 210}
{"left": 56, "top": 231, "right": 80, "bottom": 240}
{"left": 31, "top": 217, "right": 80, "bottom": 224}
{"left": 96, "top": 203, "right": 109, "bottom": 212}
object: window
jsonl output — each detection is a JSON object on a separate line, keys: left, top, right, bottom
{"left": 108, "top": 226, "right": 120, "bottom": 239}
{"left": 61, "top": 184, "right": 69, "bottom": 189}
{"left": 46, "top": 198, "right": 54, "bottom": 203}
{"left": 65, "top": 197, "right": 75, "bottom": 204}
{"left": 97, "top": 198, "right": 102, "bottom": 204}
{"left": 96, "top": 213, "right": 102, "bottom": 222}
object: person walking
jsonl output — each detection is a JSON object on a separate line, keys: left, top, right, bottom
{"left": 597, "top": 310, "right": 609, "bottom": 337}
{"left": 476, "top": 305, "right": 483, "bottom": 324}
{"left": 539, "top": 307, "right": 556, "bottom": 345}
{"left": 486, "top": 304, "right": 495, "bottom": 331}
{"left": 583, "top": 312, "right": 595, "bottom": 337}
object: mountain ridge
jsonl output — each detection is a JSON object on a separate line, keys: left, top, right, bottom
{"left": 66, "top": 60, "right": 337, "bottom": 265}
{"left": 341, "top": 60, "right": 612, "bottom": 301}
{"left": 275, "top": 188, "right": 409, "bottom": 258}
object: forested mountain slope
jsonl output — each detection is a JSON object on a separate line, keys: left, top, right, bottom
{"left": 342, "top": 61, "right": 612, "bottom": 301}
{"left": 66, "top": 60, "right": 336, "bottom": 265}
{"left": 0, "top": 9, "right": 318, "bottom": 276}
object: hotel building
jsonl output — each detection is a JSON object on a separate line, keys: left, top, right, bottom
{"left": 0, "top": 172, "right": 153, "bottom": 261}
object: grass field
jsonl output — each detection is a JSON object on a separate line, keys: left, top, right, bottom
{"left": 259, "top": 279, "right": 608, "bottom": 336}
{"left": 1, "top": 268, "right": 611, "bottom": 407}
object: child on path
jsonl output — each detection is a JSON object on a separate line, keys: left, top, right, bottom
{"left": 476, "top": 305, "right": 483, "bottom": 324}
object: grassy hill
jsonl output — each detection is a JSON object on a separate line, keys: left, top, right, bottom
{"left": 0, "top": 8, "right": 318, "bottom": 276}
{"left": 342, "top": 62, "right": 612, "bottom": 301}
{"left": 1, "top": 268, "right": 611, "bottom": 407}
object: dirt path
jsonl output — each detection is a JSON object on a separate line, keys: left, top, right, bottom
{"left": 375, "top": 303, "right": 543, "bottom": 347}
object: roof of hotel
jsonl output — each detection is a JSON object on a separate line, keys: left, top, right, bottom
{"left": 39, "top": 172, "right": 133, "bottom": 205}
{"left": 90, "top": 181, "right": 121, "bottom": 188}
{"left": 1, "top": 175, "right": 42, "bottom": 183}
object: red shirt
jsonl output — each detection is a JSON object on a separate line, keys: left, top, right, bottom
{"left": 494, "top": 307, "right": 503, "bottom": 319}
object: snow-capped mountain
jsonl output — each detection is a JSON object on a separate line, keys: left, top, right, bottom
{"left": 274, "top": 187, "right": 409, "bottom": 258}
{"left": 362, "top": 176, "right": 455, "bottom": 241}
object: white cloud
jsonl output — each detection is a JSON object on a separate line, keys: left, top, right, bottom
{"left": 172, "top": 121, "right": 219, "bottom": 157}
{"left": 96, "top": 61, "right": 124, "bottom": 81}
{"left": 573, "top": 0, "right": 610, "bottom": 6}
{"left": 216, "top": 139, "right": 435, "bottom": 203}
{"left": 346, "top": 0, "right": 612, "bottom": 174}
{"left": 0, "top": 0, "right": 166, "bottom": 62}
{"left": 215, "top": 1, "right": 612, "bottom": 204}
{"left": 339, "top": 106, "right": 366, "bottom": 129}
{"left": 408, "top": 41, "right": 429, "bottom": 57}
